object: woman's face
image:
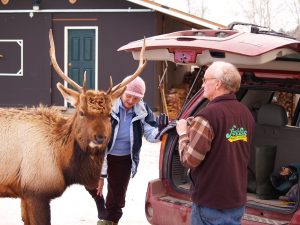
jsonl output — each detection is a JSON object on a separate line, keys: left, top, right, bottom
{"left": 121, "top": 93, "right": 141, "bottom": 110}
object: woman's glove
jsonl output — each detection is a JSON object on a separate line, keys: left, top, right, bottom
{"left": 155, "top": 113, "right": 169, "bottom": 139}
{"left": 157, "top": 113, "right": 169, "bottom": 132}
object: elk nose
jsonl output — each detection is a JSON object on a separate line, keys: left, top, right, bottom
{"left": 95, "top": 135, "right": 104, "bottom": 144}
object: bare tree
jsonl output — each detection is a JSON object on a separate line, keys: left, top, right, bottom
{"left": 195, "top": 0, "right": 208, "bottom": 18}
{"left": 241, "top": 0, "right": 273, "bottom": 27}
{"left": 275, "top": 0, "right": 299, "bottom": 37}
{"left": 186, "top": 0, "right": 207, "bottom": 18}
{"left": 187, "top": 0, "right": 191, "bottom": 14}
{"left": 286, "top": 0, "right": 300, "bottom": 27}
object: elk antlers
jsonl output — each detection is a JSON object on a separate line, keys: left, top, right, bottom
{"left": 49, "top": 29, "right": 147, "bottom": 95}
{"left": 110, "top": 38, "right": 147, "bottom": 94}
{"left": 49, "top": 29, "right": 86, "bottom": 94}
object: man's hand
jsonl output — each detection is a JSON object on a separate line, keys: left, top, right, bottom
{"left": 97, "top": 177, "right": 104, "bottom": 196}
{"left": 176, "top": 119, "right": 188, "bottom": 136}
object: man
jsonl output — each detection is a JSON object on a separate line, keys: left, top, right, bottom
{"left": 87, "top": 76, "right": 168, "bottom": 225}
{"left": 176, "top": 61, "right": 255, "bottom": 225}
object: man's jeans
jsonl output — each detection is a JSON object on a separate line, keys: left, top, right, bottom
{"left": 191, "top": 203, "right": 244, "bottom": 225}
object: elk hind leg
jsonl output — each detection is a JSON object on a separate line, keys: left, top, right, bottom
{"left": 22, "top": 197, "right": 51, "bottom": 225}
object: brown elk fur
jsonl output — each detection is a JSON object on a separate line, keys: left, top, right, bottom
{"left": 0, "top": 30, "right": 147, "bottom": 225}
{"left": 0, "top": 89, "right": 123, "bottom": 225}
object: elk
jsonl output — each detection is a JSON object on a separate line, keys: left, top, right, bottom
{"left": 0, "top": 29, "right": 147, "bottom": 225}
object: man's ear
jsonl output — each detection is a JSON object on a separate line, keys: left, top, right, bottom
{"left": 215, "top": 79, "right": 223, "bottom": 90}
{"left": 56, "top": 82, "right": 80, "bottom": 106}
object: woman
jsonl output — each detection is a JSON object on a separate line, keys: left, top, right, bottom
{"left": 88, "top": 76, "right": 167, "bottom": 225}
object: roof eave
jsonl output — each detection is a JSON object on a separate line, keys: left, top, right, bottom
{"left": 126, "top": 0, "right": 226, "bottom": 30}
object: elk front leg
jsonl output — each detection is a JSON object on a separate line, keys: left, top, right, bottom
{"left": 22, "top": 197, "right": 51, "bottom": 225}
{"left": 21, "top": 199, "right": 30, "bottom": 225}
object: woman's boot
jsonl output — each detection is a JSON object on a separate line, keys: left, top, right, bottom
{"left": 97, "top": 219, "right": 118, "bottom": 225}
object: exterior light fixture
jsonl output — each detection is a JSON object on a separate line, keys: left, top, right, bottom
{"left": 32, "top": 0, "right": 41, "bottom": 11}
{"left": 30, "top": 0, "right": 41, "bottom": 18}
{"left": 69, "top": 0, "right": 77, "bottom": 4}
{"left": 1, "top": 0, "right": 9, "bottom": 5}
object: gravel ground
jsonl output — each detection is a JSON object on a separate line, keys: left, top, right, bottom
{"left": 0, "top": 139, "right": 161, "bottom": 225}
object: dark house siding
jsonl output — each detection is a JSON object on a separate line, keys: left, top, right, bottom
{"left": 0, "top": 0, "right": 156, "bottom": 108}
{"left": 0, "top": 13, "right": 52, "bottom": 107}
{"left": 2, "top": 0, "right": 142, "bottom": 10}
{"left": 0, "top": 0, "right": 213, "bottom": 110}
{"left": 50, "top": 12, "right": 156, "bottom": 107}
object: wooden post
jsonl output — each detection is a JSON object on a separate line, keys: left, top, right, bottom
{"left": 160, "top": 80, "right": 169, "bottom": 117}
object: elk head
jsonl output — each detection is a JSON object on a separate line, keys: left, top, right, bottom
{"left": 49, "top": 29, "right": 147, "bottom": 154}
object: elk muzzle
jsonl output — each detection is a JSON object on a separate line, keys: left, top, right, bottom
{"left": 89, "top": 135, "right": 106, "bottom": 149}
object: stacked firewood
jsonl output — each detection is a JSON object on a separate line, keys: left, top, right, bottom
{"left": 163, "top": 69, "right": 203, "bottom": 120}
{"left": 166, "top": 85, "right": 188, "bottom": 120}
{"left": 275, "top": 92, "right": 295, "bottom": 123}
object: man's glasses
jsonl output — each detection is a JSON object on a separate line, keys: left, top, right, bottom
{"left": 202, "top": 77, "right": 216, "bottom": 83}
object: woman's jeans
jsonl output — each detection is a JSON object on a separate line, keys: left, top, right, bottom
{"left": 191, "top": 203, "right": 245, "bottom": 225}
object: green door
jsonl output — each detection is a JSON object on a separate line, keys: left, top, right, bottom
{"left": 68, "top": 29, "right": 96, "bottom": 90}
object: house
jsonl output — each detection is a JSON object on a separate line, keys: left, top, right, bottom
{"left": 0, "top": 0, "right": 225, "bottom": 110}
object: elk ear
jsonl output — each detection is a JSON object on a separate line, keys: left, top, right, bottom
{"left": 111, "top": 86, "right": 126, "bottom": 101}
{"left": 57, "top": 83, "right": 80, "bottom": 106}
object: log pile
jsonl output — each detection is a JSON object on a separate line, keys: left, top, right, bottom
{"left": 165, "top": 85, "right": 188, "bottom": 120}
{"left": 164, "top": 69, "right": 202, "bottom": 120}
{"left": 275, "top": 92, "right": 295, "bottom": 122}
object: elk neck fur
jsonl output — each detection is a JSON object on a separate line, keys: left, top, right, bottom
{"left": 0, "top": 103, "right": 107, "bottom": 199}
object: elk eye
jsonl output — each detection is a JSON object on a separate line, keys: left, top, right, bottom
{"left": 79, "top": 111, "right": 85, "bottom": 117}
